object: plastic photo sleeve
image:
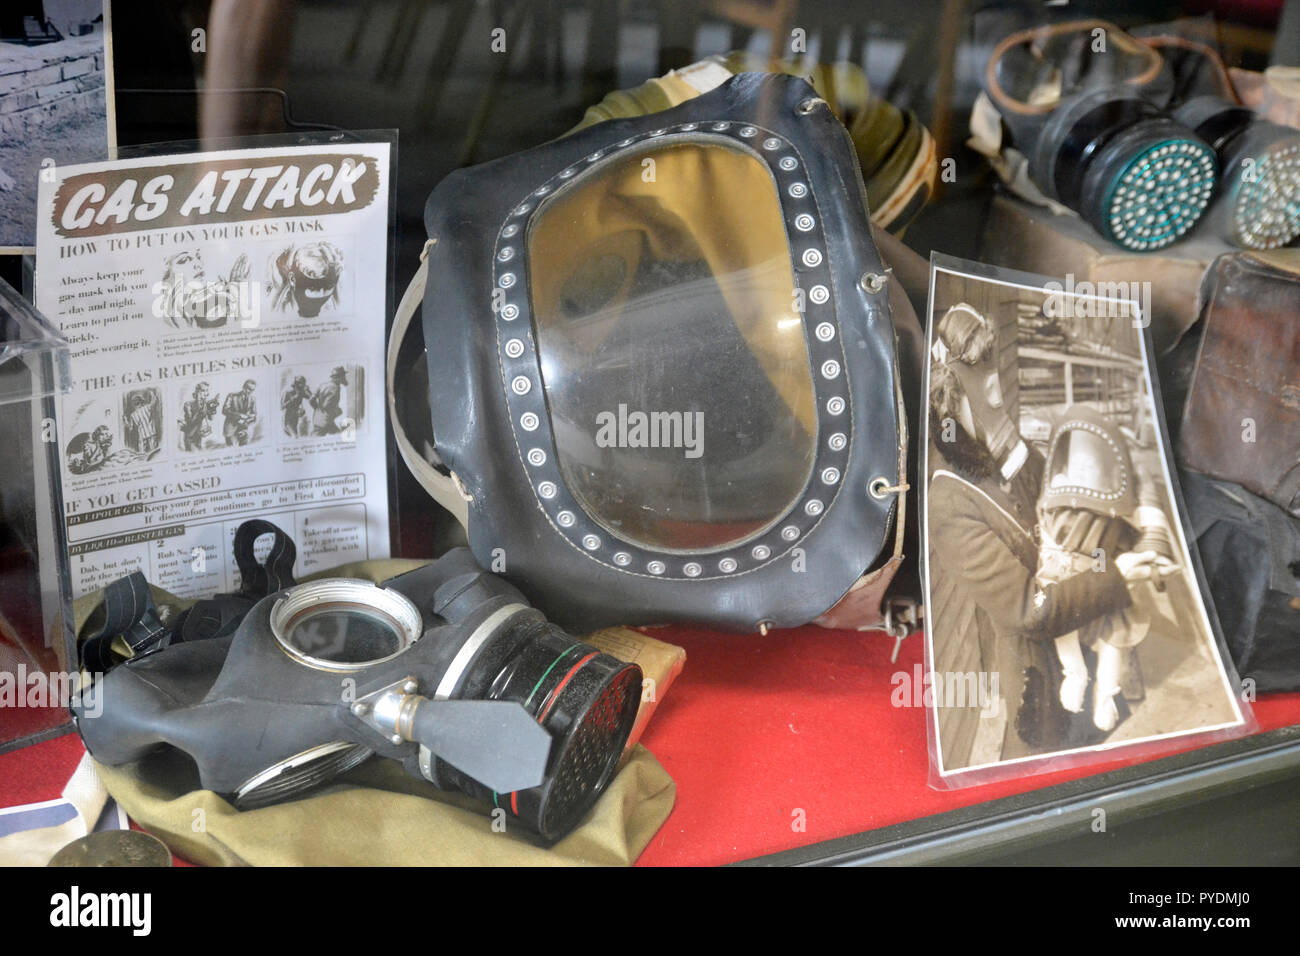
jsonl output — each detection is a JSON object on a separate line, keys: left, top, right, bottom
{"left": 919, "top": 253, "right": 1255, "bottom": 788}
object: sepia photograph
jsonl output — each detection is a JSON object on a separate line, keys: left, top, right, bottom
{"left": 922, "top": 256, "right": 1248, "bottom": 781}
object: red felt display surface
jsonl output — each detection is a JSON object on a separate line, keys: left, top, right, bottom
{"left": 3, "top": 623, "right": 1298, "bottom": 867}
{"left": 634, "top": 624, "right": 1300, "bottom": 867}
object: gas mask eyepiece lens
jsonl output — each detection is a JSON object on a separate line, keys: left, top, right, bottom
{"left": 270, "top": 579, "right": 422, "bottom": 670}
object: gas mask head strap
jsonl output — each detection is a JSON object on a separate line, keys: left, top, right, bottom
{"left": 386, "top": 241, "right": 472, "bottom": 529}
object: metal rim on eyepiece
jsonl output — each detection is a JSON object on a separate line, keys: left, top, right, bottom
{"left": 270, "top": 578, "right": 423, "bottom": 672}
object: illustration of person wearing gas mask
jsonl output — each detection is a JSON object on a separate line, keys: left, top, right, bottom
{"left": 309, "top": 366, "right": 348, "bottom": 435}
{"left": 66, "top": 425, "right": 115, "bottom": 474}
{"left": 157, "top": 249, "right": 251, "bottom": 330}
{"left": 223, "top": 380, "right": 259, "bottom": 446}
{"left": 927, "top": 303, "right": 1160, "bottom": 764}
{"left": 269, "top": 241, "right": 344, "bottom": 318}
{"left": 1035, "top": 408, "right": 1178, "bottom": 733}
{"left": 179, "top": 382, "right": 219, "bottom": 451}
{"left": 281, "top": 375, "right": 312, "bottom": 437}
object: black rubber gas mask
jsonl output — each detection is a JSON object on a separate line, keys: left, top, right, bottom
{"left": 75, "top": 549, "right": 641, "bottom": 842}
{"left": 984, "top": 20, "right": 1217, "bottom": 250}
{"left": 389, "top": 73, "right": 907, "bottom": 634}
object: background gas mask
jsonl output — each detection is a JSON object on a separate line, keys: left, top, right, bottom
{"left": 388, "top": 72, "right": 908, "bottom": 634}
{"left": 75, "top": 548, "right": 641, "bottom": 843}
{"left": 1135, "top": 34, "right": 1300, "bottom": 250}
{"left": 982, "top": 19, "right": 1217, "bottom": 251}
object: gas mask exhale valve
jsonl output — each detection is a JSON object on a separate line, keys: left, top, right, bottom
{"left": 76, "top": 549, "right": 642, "bottom": 842}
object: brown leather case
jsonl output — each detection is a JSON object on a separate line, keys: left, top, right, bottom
{"left": 1178, "top": 251, "right": 1300, "bottom": 515}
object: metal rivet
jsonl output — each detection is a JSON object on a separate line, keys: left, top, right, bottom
{"left": 781, "top": 525, "right": 800, "bottom": 540}
{"left": 789, "top": 182, "right": 808, "bottom": 198}
{"left": 752, "top": 545, "right": 771, "bottom": 560}
{"left": 719, "top": 557, "right": 738, "bottom": 573}
{"left": 821, "top": 467, "right": 840, "bottom": 485}
{"left": 502, "top": 224, "right": 519, "bottom": 238}
{"left": 802, "top": 248, "right": 823, "bottom": 267}
{"left": 538, "top": 481, "right": 557, "bottom": 499}
{"left": 827, "top": 396, "right": 846, "bottom": 415}
{"left": 804, "top": 499, "right": 824, "bottom": 516}
{"left": 820, "top": 359, "right": 841, "bottom": 379}
{"left": 711, "top": 122, "right": 730, "bottom": 131}
{"left": 520, "top": 412, "right": 539, "bottom": 431}
{"left": 860, "top": 272, "right": 886, "bottom": 294}
{"left": 648, "top": 561, "right": 666, "bottom": 575}
{"left": 613, "top": 551, "right": 631, "bottom": 567}
{"left": 557, "top": 510, "right": 575, "bottom": 527}
{"left": 505, "top": 338, "right": 525, "bottom": 358}
{"left": 795, "top": 213, "right": 815, "bottom": 232}
{"left": 684, "top": 562, "right": 702, "bottom": 577}
{"left": 680, "top": 122, "right": 698, "bottom": 131}
{"left": 527, "top": 448, "right": 546, "bottom": 466}
{"left": 739, "top": 126, "right": 757, "bottom": 137}
{"left": 497, "top": 247, "right": 515, "bottom": 262}
{"left": 829, "top": 432, "right": 847, "bottom": 451}
{"left": 499, "top": 272, "right": 516, "bottom": 288}
{"left": 815, "top": 322, "right": 835, "bottom": 341}
{"left": 810, "top": 285, "right": 829, "bottom": 305}
{"left": 582, "top": 534, "right": 601, "bottom": 550}
{"left": 511, "top": 375, "right": 530, "bottom": 394}
{"left": 763, "top": 137, "right": 782, "bottom": 150}
{"left": 514, "top": 203, "right": 531, "bottom": 216}
{"left": 500, "top": 303, "right": 519, "bottom": 321}
{"left": 779, "top": 156, "right": 798, "bottom": 171}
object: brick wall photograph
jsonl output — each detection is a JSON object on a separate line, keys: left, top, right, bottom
{"left": 0, "top": 0, "right": 108, "bottom": 248}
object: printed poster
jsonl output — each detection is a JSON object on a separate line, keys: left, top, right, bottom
{"left": 35, "top": 140, "right": 392, "bottom": 598}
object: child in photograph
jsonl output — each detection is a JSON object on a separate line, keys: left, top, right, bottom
{"left": 1035, "top": 406, "right": 1176, "bottom": 732}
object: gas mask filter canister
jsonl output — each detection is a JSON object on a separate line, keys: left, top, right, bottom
{"left": 1137, "top": 35, "right": 1300, "bottom": 250}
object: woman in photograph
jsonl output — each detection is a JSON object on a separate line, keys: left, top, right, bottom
{"left": 926, "top": 303, "right": 1157, "bottom": 766}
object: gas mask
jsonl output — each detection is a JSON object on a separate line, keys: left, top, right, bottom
{"left": 1040, "top": 405, "right": 1137, "bottom": 520}
{"left": 75, "top": 547, "right": 642, "bottom": 843}
{"left": 1137, "top": 34, "right": 1300, "bottom": 250}
{"left": 983, "top": 20, "right": 1217, "bottom": 250}
{"left": 389, "top": 73, "right": 908, "bottom": 634}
